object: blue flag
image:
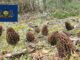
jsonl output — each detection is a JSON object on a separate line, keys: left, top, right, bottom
{"left": 0, "top": 5, "right": 18, "bottom": 22}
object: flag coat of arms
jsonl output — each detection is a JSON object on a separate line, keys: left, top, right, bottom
{"left": 0, "top": 5, "right": 18, "bottom": 22}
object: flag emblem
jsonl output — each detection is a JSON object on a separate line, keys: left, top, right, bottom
{"left": 0, "top": 5, "right": 18, "bottom": 22}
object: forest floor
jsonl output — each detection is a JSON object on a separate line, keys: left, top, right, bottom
{"left": 0, "top": 13, "right": 80, "bottom": 60}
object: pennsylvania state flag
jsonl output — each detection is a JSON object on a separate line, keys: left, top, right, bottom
{"left": 0, "top": 5, "right": 18, "bottom": 22}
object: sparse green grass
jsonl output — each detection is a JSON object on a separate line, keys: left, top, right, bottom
{"left": 51, "top": 9, "right": 79, "bottom": 19}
